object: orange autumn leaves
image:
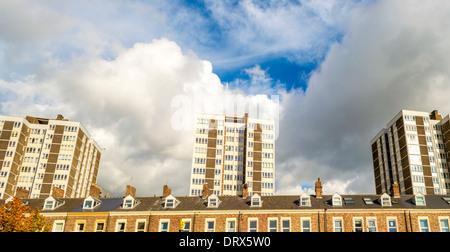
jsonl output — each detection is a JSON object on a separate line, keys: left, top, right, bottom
{"left": 0, "top": 197, "right": 50, "bottom": 232}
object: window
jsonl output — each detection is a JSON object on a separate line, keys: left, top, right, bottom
{"left": 83, "top": 196, "right": 100, "bottom": 209}
{"left": 226, "top": 219, "right": 236, "bottom": 232}
{"left": 440, "top": 219, "right": 449, "bottom": 232}
{"left": 160, "top": 221, "right": 169, "bottom": 232}
{"left": 367, "top": 219, "right": 377, "bottom": 232}
{"left": 388, "top": 219, "right": 397, "bottom": 232}
{"left": 122, "top": 195, "right": 138, "bottom": 209}
{"left": 300, "top": 194, "right": 311, "bottom": 207}
{"left": 301, "top": 218, "right": 311, "bottom": 232}
{"left": 414, "top": 194, "right": 426, "bottom": 206}
{"left": 208, "top": 194, "right": 221, "bottom": 208}
{"left": 332, "top": 193, "right": 342, "bottom": 206}
{"left": 52, "top": 221, "right": 65, "bottom": 232}
{"left": 116, "top": 220, "right": 126, "bottom": 232}
{"left": 268, "top": 219, "right": 277, "bottom": 232}
{"left": 419, "top": 219, "right": 429, "bottom": 232}
{"left": 249, "top": 219, "right": 258, "bottom": 232}
{"left": 75, "top": 223, "right": 85, "bottom": 232}
{"left": 206, "top": 219, "right": 215, "bottom": 232}
{"left": 281, "top": 219, "right": 290, "bottom": 232}
{"left": 136, "top": 220, "right": 146, "bottom": 232}
{"left": 380, "top": 193, "right": 392, "bottom": 206}
{"left": 353, "top": 219, "right": 363, "bottom": 232}
{"left": 251, "top": 194, "right": 262, "bottom": 207}
{"left": 43, "top": 196, "right": 64, "bottom": 210}
{"left": 95, "top": 222, "right": 105, "bottom": 232}
{"left": 164, "top": 195, "right": 179, "bottom": 208}
{"left": 180, "top": 220, "right": 191, "bottom": 232}
{"left": 333, "top": 219, "right": 343, "bottom": 232}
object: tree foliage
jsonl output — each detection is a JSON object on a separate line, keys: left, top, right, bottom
{"left": 0, "top": 197, "right": 50, "bottom": 232}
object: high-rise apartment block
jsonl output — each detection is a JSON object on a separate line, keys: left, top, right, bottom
{"left": 190, "top": 113, "right": 275, "bottom": 197}
{"left": 371, "top": 109, "right": 450, "bottom": 196}
{"left": 0, "top": 114, "right": 102, "bottom": 199}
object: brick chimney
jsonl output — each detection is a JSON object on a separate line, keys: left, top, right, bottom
{"left": 392, "top": 182, "right": 401, "bottom": 198}
{"left": 242, "top": 183, "right": 249, "bottom": 199}
{"left": 162, "top": 184, "right": 172, "bottom": 199}
{"left": 202, "top": 184, "right": 210, "bottom": 199}
{"left": 126, "top": 185, "right": 136, "bottom": 198}
{"left": 315, "top": 178, "right": 323, "bottom": 199}
{"left": 15, "top": 187, "right": 30, "bottom": 199}
{"left": 52, "top": 187, "right": 65, "bottom": 198}
{"left": 89, "top": 184, "right": 101, "bottom": 198}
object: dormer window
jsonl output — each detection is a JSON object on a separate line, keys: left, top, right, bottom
{"left": 207, "top": 194, "right": 221, "bottom": 208}
{"left": 164, "top": 195, "right": 180, "bottom": 209}
{"left": 300, "top": 193, "right": 311, "bottom": 207}
{"left": 43, "top": 196, "right": 64, "bottom": 210}
{"left": 414, "top": 193, "right": 426, "bottom": 206}
{"left": 83, "top": 196, "right": 101, "bottom": 209}
{"left": 251, "top": 194, "right": 262, "bottom": 207}
{"left": 332, "top": 193, "right": 342, "bottom": 206}
{"left": 123, "top": 195, "right": 138, "bottom": 209}
{"left": 380, "top": 193, "right": 392, "bottom": 206}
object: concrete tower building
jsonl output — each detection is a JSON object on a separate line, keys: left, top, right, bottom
{"left": 190, "top": 113, "right": 275, "bottom": 197}
{"left": 371, "top": 109, "right": 450, "bottom": 195}
{"left": 0, "top": 114, "right": 102, "bottom": 199}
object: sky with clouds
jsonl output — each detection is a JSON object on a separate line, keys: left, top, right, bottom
{"left": 1, "top": 0, "right": 450, "bottom": 197}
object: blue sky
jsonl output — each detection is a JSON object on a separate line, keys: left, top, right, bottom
{"left": 2, "top": 0, "right": 450, "bottom": 197}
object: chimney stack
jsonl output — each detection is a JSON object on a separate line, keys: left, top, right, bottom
{"left": 52, "top": 187, "right": 65, "bottom": 198}
{"left": 202, "top": 184, "right": 210, "bottom": 199}
{"left": 242, "top": 183, "right": 249, "bottom": 199}
{"left": 315, "top": 178, "right": 323, "bottom": 199}
{"left": 15, "top": 187, "right": 30, "bottom": 199}
{"left": 392, "top": 182, "right": 401, "bottom": 198}
{"left": 89, "top": 184, "right": 101, "bottom": 198}
{"left": 162, "top": 184, "right": 172, "bottom": 199}
{"left": 126, "top": 185, "right": 136, "bottom": 198}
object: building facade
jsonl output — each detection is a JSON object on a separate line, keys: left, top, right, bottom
{"left": 2, "top": 179, "right": 450, "bottom": 233}
{"left": 190, "top": 113, "right": 275, "bottom": 197}
{"left": 371, "top": 109, "right": 450, "bottom": 196}
{"left": 0, "top": 114, "right": 102, "bottom": 199}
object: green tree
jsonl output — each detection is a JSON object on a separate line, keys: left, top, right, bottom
{"left": 0, "top": 197, "right": 50, "bottom": 232}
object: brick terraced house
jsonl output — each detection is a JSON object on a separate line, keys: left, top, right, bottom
{"left": 2, "top": 178, "right": 449, "bottom": 232}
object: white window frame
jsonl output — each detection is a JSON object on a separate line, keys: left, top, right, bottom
{"left": 301, "top": 217, "right": 311, "bottom": 232}
{"left": 353, "top": 217, "right": 363, "bottom": 232}
{"left": 366, "top": 217, "right": 377, "bottom": 232}
{"left": 52, "top": 220, "right": 65, "bottom": 232}
{"left": 115, "top": 219, "right": 127, "bottom": 232}
{"left": 250, "top": 194, "right": 262, "bottom": 207}
{"left": 135, "top": 219, "right": 147, "bottom": 232}
{"left": 332, "top": 193, "right": 342, "bottom": 206}
{"left": 268, "top": 217, "right": 278, "bottom": 232}
{"left": 205, "top": 218, "right": 215, "bottom": 232}
{"left": 83, "top": 196, "right": 100, "bottom": 210}
{"left": 226, "top": 218, "right": 237, "bottom": 232}
{"left": 159, "top": 219, "right": 170, "bottom": 232}
{"left": 208, "top": 194, "right": 221, "bottom": 208}
{"left": 164, "top": 195, "right": 180, "bottom": 209}
{"left": 418, "top": 217, "right": 430, "bottom": 232}
{"left": 414, "top": 193, "right": 426, "bottom": 206}
{"left": 333, "top": 217, "right": 343, "bottom": 232}
{"left": 281, "top": 217, "right": 291, "bottom": 232}
{"left": 180, "top": 218, "right": 191, "bottom": 232}
{"left": 439, "top": 217, "right": 449, "bottom": 232}
{"left": 380, "top": 193, "right": 392, "bottom": 206}
{"left": 299, "top": 193, "right": 311, "bottom": 207}
{"left": 122, "top": 195, "right": 137, "bottom": 209}
{"left": 387, "top": 218, "right": 397, "bottom": 232}
{"left": 248, "top": 218, "right": 258, "bottom": 232}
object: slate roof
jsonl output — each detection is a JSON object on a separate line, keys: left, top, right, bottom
{"left": 2, "top": 194, "right": 449, "bottom": 213}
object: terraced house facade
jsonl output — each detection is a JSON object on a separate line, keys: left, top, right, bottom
{"left": 3, "top": 178, "right": 449, "bottom": 232}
